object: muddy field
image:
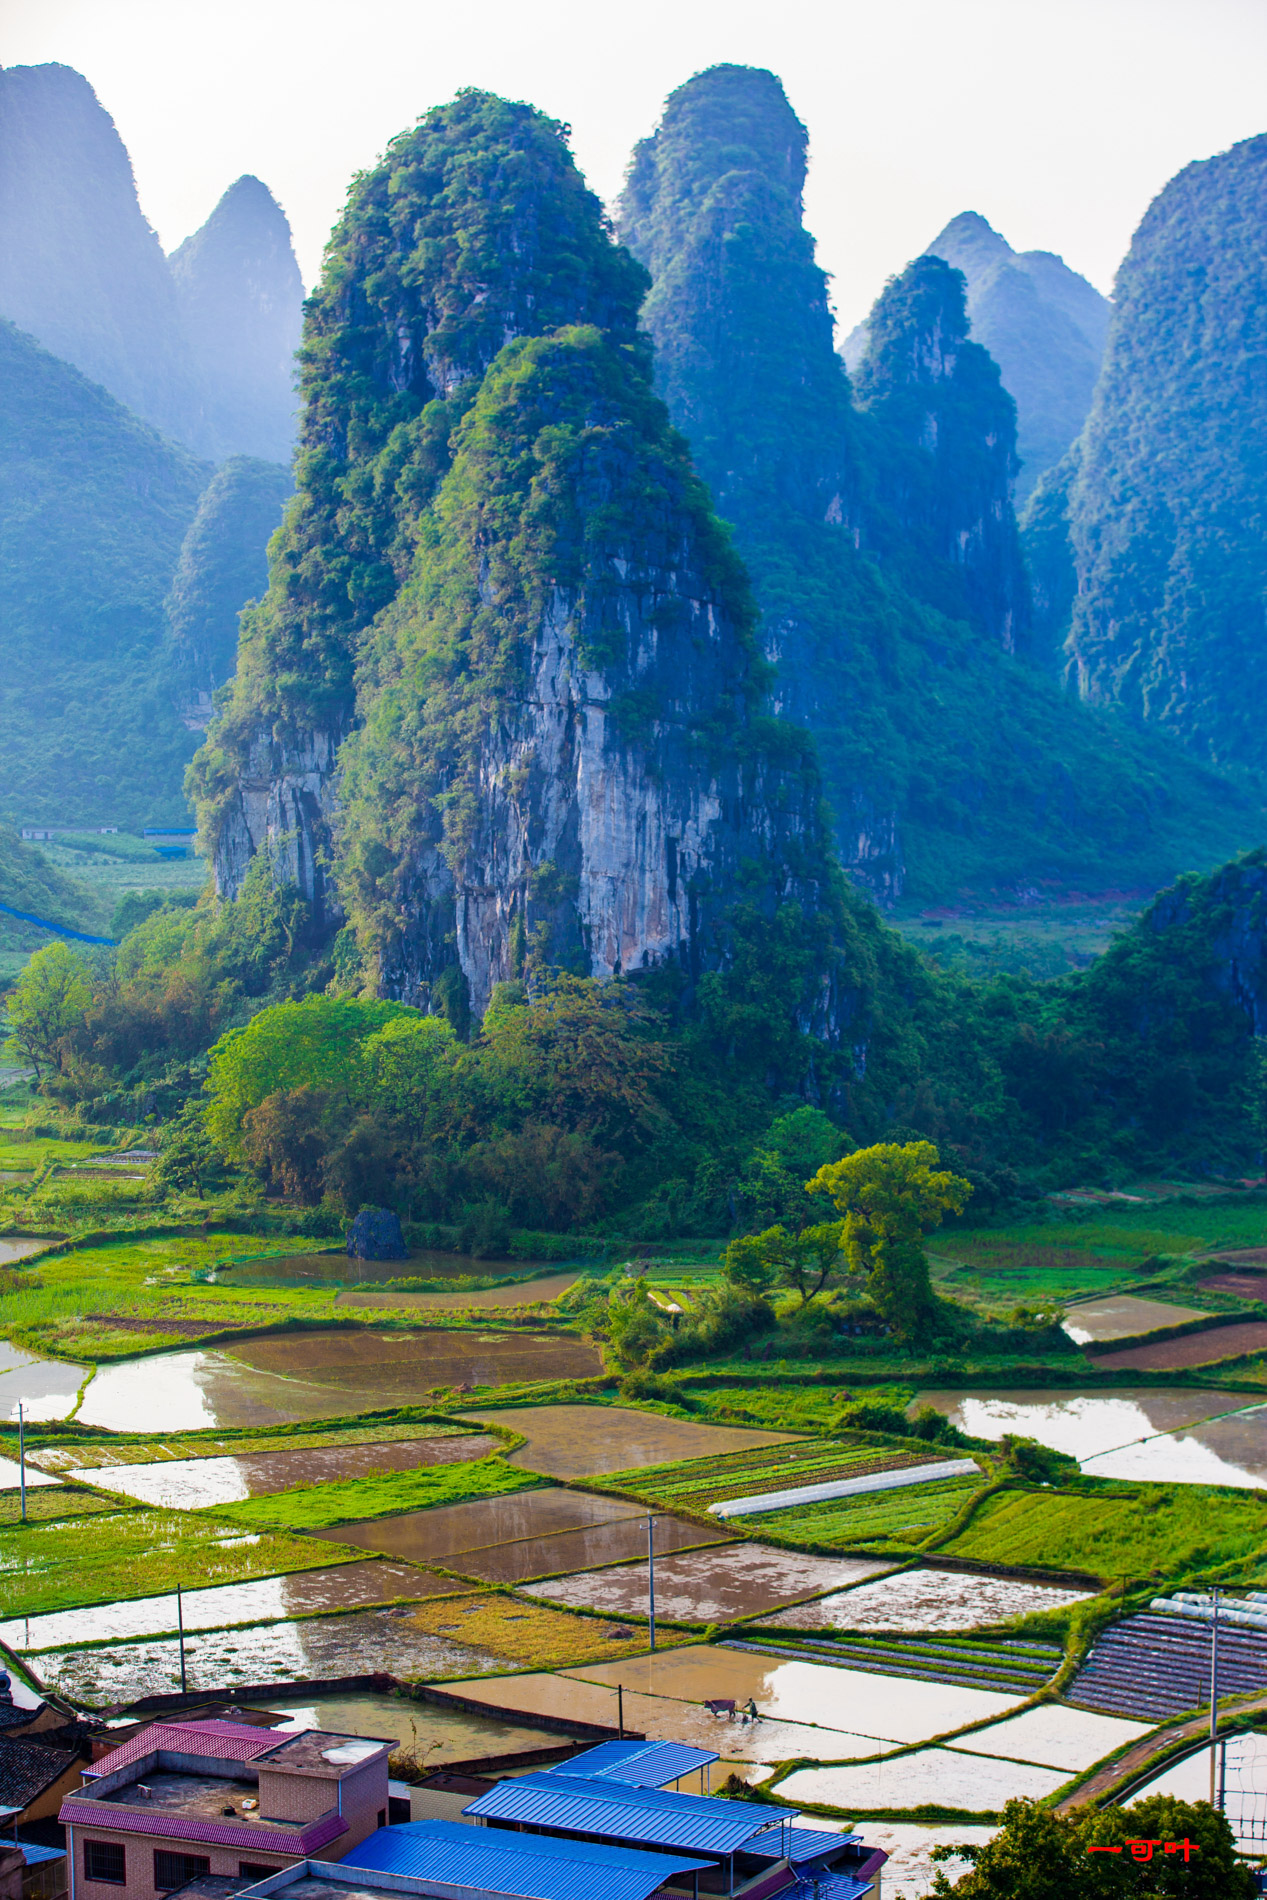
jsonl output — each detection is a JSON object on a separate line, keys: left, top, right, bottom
{"left": 467, "top": 1403, "right": 796, "bottom": 1477}
{"left": 232, "top": 1328, "right": 603, "bottom": 1395}
{"left": 336, "top": 1274, "right": 579, "bottom": 1312}
{"left": 32, "top": 1606, "right": 505, "bottom": 1708}
{"left": 755, "top": 1565, "right": 1092, "bottom": 1634}
{"left": 76, "top": 1434, "right": 501, "bottom": 1509}
{"left": 1197, "top": 1269, "right": 1267, "bottom": 1298}
{"left": 268, "top": 1689, "right": 572, "bottom": 1766}
{"left": 1061, "top": 1293, "right": 1208, "bottom": 1343}
{"left": 527, "top": 1546, "right": 895, "bottom": 1623}
{"left": 1089, "top": 1321, "right": 1267, "bottom": 1369}
{"left": 0, "top": 1558, "right": 448, "bottom": 1651}
{"left": 310, "top": 1485, "right": 726, "bottom": 1582}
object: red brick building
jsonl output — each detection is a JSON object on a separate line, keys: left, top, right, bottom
{"left": 60, "top": 1721, "right": 391, "bottom": 1900}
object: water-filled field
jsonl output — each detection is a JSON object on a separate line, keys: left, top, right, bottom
{"left": 528, "top": 1546, "right": 895, "bottom": 1623}
{"left": 311, "top": 1485, "right": 725, "bottom": 1582}
{"left": 1060, "top": 1293, "right": 1208, "bottom": 1343}
{"left": 0, "top": 1338, "right": 84, "bottom": 1420}
{"left": 913, "top": 1388, "right": 1267, "bottom": 1485}
{"left": 755, "top": 1565, "right": 1092, "bottom": 1633}
{"left": 76, "top": 1329, "right": 604, "bottom": 1430}
{"left": 468, "top": 1403, "right": 796, "bottom": 1477}
{"left": 779, "top": 1748, "right": 1068, "bottom": 1812}
{"left": 268, "top": 1689, "right": 573, "bottom": 1766}
{"left": 74, "top": 1433, "right": 500, "bottom": 1508}
{"left": 0, "top": 1558, "right": 450, "bottom": 1650}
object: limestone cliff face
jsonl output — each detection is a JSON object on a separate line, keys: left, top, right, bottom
{"left": 193, "top": 92, "right": 648, "bottom": 912}
{"left": 852, "top": 255, "right": 1031, "bottom": 654}
{"left": 339, "top": 325, "right": 847, "bottom": 1027}
{"left": 169, "top": 177, "right": 304, "bottom": 463}
{"left": 209, "top": 722, "right": 342, "bottom": 913}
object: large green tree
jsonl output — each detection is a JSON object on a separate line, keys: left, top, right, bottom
{"left": 4, "top": 941, "right": 93, "bottom": 1078}
{"left": 809, "top": 1139, "right": 970, "bottom": 1342}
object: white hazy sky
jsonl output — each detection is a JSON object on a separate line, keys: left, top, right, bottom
{"left": 4, "top": 0, "right": 1266, "bottom": 331}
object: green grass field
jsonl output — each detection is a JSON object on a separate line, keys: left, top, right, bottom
{"left": 939, "top": 1482, "right": 1267, "bottom": 1580}
{"left": 0, "top": 1509, "right": 354, "bottom": 1615}
{"left": 0, "top": 1488, "right": 126, "bottom": 1527}
{"left": 184, "top": 1454, "right": 537, "bottom": 1533}
{"left": 757, "top": 1474, "right": 984, "bottom": 1549}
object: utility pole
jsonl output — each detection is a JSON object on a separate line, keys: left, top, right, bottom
{"left": 648, "top": 1515, "right": 656, "bottom": 1655}
{"left": 1209, "top": 1587, "right": 1220, "bottom": 1807}
{"left": 617, "top": 1684, "right": 624, "bottom": 1740}
{"left": 177, "top": 1585, "right": 187, "bottom": 1696}
{"left": 17, "top": 1406, "right": 25, "bottom": 1525}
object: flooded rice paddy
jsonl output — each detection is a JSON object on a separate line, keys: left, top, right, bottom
{"left": 436, "top": 1671, "right": 900, "bottom": 1765}
{"left": 950, "top": 1704, "right": 1151, "bottom": 1770}
{"left": 1129, "top": 1731, "right": 1267, "bottom": 1855}
{"left": 74, "top": 1434, "right": 500, "bottom": 1509}
{"left": 566, "top": 1645, "right": 1026, "bottom": 1744}
{"left": 0, "top": 1559, "right": 451, "bottom": 1651}
{"left": 310, "top": 1486, "right": 726, "bottom": 1582}
{"left": 213, "top": 1249, "right": 561, "bottom": 1289}
{"left": 914, "top": 1388, "right": 1267, "bottom": 1487}
{"left": 75, "top": 1330, "right": 602, "bottom": 1431}
{"left": 466, "top": 1403, "right": 797, "bottom": 1477}
{"left": 31, "top": 1607, "right": 505, "bottom": 1709}
{"left": 779, "top": 1748, "right": 1069, "bottom": 1812}
{"left": 755, "top": 1565, "right": 1093, "bottom": 1634}
{"left": 527, "top": 1548, "right": 895, "bottom": 1623}
{"left": 0, "top": 1339, "right": 85, "bottom": 1421}
{"left": 0, "top": 1237, "right": 50, "bottom": 1265}
{"left": 1060, "top": 1293, "right": 1208, "bottom": 1343}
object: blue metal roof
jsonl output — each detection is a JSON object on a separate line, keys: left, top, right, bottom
{"left": 785, "top": 1826, "right": 858, "bottom": 1864}
{"left": 339, "top": 1818, "right": 706, "bottom": 1900}
{"left": 17, "top": 1846, "right": 65, "bottom": 1867}
{"left": 462, "top": 1771, "right": 800, "bottom": 1857}
{"left": 553, "top": 1740, "right": 719, "bottom": 1788}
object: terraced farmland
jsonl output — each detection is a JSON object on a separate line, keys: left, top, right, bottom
{"left": 723, "top": 1630, "right": 1062, "bottom": 1697}
{"left": 756, "top": 1473, "right": 984, "bottom": 1549}
{"left": 1072, "top": 1611, "right": 1267, "bottom": 1721}
{"left": 602, "top": 1437, "right": 929, "bottom": 1513}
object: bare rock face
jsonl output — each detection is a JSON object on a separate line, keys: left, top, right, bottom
{"left": 208, "top": 721, "right": 342, "bottom": 914}
{"left": 169, "top": 177, "right": 304, "bottom": 464}
{"left": 0, "top": 63, "right": 205, "bottom": 451}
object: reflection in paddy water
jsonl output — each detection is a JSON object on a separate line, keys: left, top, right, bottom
{"left": 73, "top": 1433, "right": 499, "bottom": 1508}
{"left": 913, "top": 1388, "right": 1267, "bottom": 1486}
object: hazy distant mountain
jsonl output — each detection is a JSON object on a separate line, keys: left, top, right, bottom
{"left": 169, "top": 177, "right": 304, "bottom": 464}
{"left": 845, "top": 212, "right": 1110, "bottom": 501}
{"left": 0, "top": 320, "right": 207, "bottom": 826}
{"left": 0, "top": 62, "right": 205, "bottom": 452}
{"left": 165, "top": 455, "right": 292, "bottom": 722}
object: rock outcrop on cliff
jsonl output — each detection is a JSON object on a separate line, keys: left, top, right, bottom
{"left": 0, "top": 63, "right": 204, "bottom": 451}
{"left": 0, "top": 320, "right": 207, "bottom": 826}
{"left": 165, "top": 456, "right": 292, "bottom": 725}
{"left": 846, "top": 212, "right": 1110, "bottom": 503}
{"left": 616, "top": 63, "right": 1260, "bottom": 903}
{"left": 169, "top": 177, "right": 304, "bottom": 463}
{"left": 1050, "top": 132, "right": 1267, "bottom": 770}
{"left": 193, "top": 91, "right": 862, "bottom": 1038}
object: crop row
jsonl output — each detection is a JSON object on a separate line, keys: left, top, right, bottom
{"left": 606, "top": 1441, "right": 921, "bottom": 1508}
{"left": 756, "top": 1474, "right": 984, "bottom": 1548}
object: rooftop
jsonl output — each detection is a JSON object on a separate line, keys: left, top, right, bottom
{"left": 549, "top": 1741, "right": 718, "bottom": 1789}
{"left": 256, "top": 1734, "right": 392, "bottom": 1780}
{"left": 90, "top": 1721, "right": 284, "bottom": 1776}
{"left": 339, "top": 1821, "right": 710, "bottom": 1900}
{"left": 464, "top": 1772, "right": 800, "bottom": 1857}
{"left": 0, "top": 1738, "right": 79, "bottom": 1811}
{"left": 101, "top": 1773, "right": 267, "bottom": 1823}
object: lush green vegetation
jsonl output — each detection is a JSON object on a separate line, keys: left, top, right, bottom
{"left": 758, "top": 1472, "right": 984, "bottom": 1548}
{"left": 0, "top": 1508, "right": 352, "bottom": 1615}
{"left": 940, "top": 1481, "right": 1267, "bottom": 1579}
{"left": 601, "top": 1439, "right": 918, "bottom": 1512}
{"left": 1052, "top": 128, "right": 1267, "bottom": 774}
{"left": 0, "top": 321, "right": 206, "bottom": 828}
{"left": 616, "top": 63, "right": 1263, "bottom": 902}
{"left": 199, "top": 1453, "right": 536, "bottom": 1533}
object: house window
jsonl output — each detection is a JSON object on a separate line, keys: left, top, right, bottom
{"left": 376, "top": 1810, "right": 386, "bottom": 1829}
{"left": 83, "top": 1843, "right": 125, "bottom": 1885}
{"left": 153, "top": 1852, "right": 211, "bottom": 1891}
{"left": 237, "top": 1868, "right": 276, "bottom": 1882}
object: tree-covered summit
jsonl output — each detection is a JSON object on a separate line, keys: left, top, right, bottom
{"left": 616, "top": 63, "right": 1263, "bottom": 903}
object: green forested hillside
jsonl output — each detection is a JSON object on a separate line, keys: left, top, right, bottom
{"left": 618, "top": 64, "right": 1264, "bottom": 903}
{"left": 0, "top": 320, "right": 208, "bottom": 828}
{"left": 165, "top": 455, "right": 291, "bottom": 713}
{"left": 1046, "top": 130, "right": 1267, "bottom": 771}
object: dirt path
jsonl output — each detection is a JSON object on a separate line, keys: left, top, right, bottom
{"left": 1059, "top": 1691, "right": 1267, "bottom": 1809}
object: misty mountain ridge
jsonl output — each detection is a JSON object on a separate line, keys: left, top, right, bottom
{"left": 0, "top": 62, "right": 303, "bottom": 465}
